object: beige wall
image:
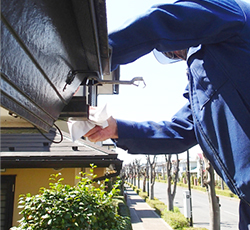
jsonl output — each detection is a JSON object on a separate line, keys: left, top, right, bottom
{"left": 1, "top": 168, "right": 80, "bottom": 226}
{"left": 1, "top": 167, "right": 106, "bottom": 226}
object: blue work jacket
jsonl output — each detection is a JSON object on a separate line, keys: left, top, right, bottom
{"left": 108, "top": 0, "right": 250, "bottom": 208}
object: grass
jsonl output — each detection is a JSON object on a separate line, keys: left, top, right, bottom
{"left": 176, "top": 182, "right": 238, "bottom": 199}
{"left": 155, "top": 179, "right": 238, "bottom": 199}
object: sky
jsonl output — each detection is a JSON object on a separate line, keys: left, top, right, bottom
{"left": 98, "top": 0, "right": 202, "bottom": 164}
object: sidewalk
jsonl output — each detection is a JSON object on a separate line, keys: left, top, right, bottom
{"left": 124, "top": 184, "right": 173, "bottom": 230}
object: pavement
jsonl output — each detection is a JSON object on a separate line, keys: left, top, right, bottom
{"left": 124, "top": 184, "right": 173, "bottom": 230}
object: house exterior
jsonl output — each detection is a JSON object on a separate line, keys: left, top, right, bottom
{"left": 0, "top": 129, "right": 122, "bottom": 229}
{"left": 179, "top": 157, "right": 199, "bottom": 176}
{"left": 154, "top": 154, "right": 201, "bottom": 180}
{"left": 0, "top": 1, "right": 123, "bottom": 229}
{"left": 1, "top": 0, "right": 119, "bottom": 132}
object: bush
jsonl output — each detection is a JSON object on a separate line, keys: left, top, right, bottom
{"left": 145, "top": 197, "right": 190, "bottom": 229}
{"left": 139, "top": 191, "right": 148, "bottom": 200}
{"left": 154, "top": 204, "right": 167, "bottom": 216}
{"left": 11, "top": 168, "right": 129, "bottom": 230}
{"left": 146, "top": 198, "right": 164, "bottom": 208}
{"left": 112, "top": 196, "right": 132, "bottom": 230}
{"left": 162, "top": 208, "right": 189, "bottom": 229}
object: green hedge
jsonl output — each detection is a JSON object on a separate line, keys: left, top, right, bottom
{"left": 162, "top": 208, "right": 189, "bottom": 229}
{"left": 113, "top": 196, "right": 132, "bottom": 230}
{"left": 12, "top": 170, "right": 130, "bottom": 230}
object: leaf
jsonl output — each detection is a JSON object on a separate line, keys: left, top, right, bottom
{"left": 41, "top": 214, "right": 50, "bottom": 219}
{"left": 47, "top": 219, "right": 52, "bottom": 225}
{"left": 15, "top": 172, "right": 125, "bottom": 229}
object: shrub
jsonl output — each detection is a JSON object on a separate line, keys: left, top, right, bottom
{"left": 11, "top": 168, "right": 129, "bottom": 230}
{"left": 154, "top": 204, "right": 167, "bottom": 216}
{"left": 162, "top": 208, "right": 189, "bottom": 229}
{"left": 112, "top": 196, "right": 132, "bottom": 230}
{"left": 138, "top": 191, "right": 148, "bottom": 200}
{"left": 135, "top": 188, "right": 141, "bottom": 194}
{"left": 147, "top": 198, "right": 165, "bottom": 208}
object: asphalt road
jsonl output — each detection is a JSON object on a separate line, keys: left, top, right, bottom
{"left": 140, "top": 181, "right": 240, "bottom": 229}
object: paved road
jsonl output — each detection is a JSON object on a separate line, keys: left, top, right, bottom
{"left": 140, "top": 181, "right": 240, "bottom": 229}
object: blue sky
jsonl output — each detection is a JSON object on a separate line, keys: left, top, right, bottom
{"left": 99, "top": 0, "right": 188, "bottom": 122}
{"left": 98, "top": 0, "right": 201, "bottom": 163}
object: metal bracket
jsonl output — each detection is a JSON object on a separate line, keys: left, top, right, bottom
{"left": 63, "top": 70, "right": 146, "bottom": 91}
{"left": 90, "top": 76, "right": 146, "bottom": 88}
{"left": 63, "top": 70, "right": 100, "bottom": 91}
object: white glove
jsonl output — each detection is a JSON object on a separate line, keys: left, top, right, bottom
{"left": 67, "top": 104, "right": 110, "bottom": 142}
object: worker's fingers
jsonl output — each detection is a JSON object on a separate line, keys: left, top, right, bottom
{"left": 86, "top": 129, "right": 108, "bottom": 142}
{"left": 84, "top": 116, "right": 118, "bottom": 143}
{"left": 84, "top": 125, "right": 102, "bottom": 137}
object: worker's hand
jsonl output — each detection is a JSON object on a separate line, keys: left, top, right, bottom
{"left": 84, "top": 116, "right": 118, "bottom": 142}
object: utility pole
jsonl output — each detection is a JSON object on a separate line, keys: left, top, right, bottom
{"left": 187, "top": 150, "right": 193, "bottom": 226}
{"left": 147, "top": 156, "right": 150, "bottom": 197}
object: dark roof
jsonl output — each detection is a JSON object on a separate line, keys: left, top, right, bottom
{"left": 1, "top": 0, "right": 109, "bottom": 131}
{"left": 0, "top": 130, "right": 122, "bottom": 171}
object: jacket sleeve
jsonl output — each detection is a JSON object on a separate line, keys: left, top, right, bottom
{"left": 115, "top": 101, "right": 198, "bottom": 154}
{"left": 109, "top": 0, "right": 245, "bottom": 70}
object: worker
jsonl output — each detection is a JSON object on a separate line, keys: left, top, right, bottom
{"left": 85, "top": 0, "right": 250, "bottom": 228}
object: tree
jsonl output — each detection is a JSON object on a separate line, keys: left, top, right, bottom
{"left": 147, "top": 155, "right": 157, "bottom": 200}
{"left": 134, "top": 159, "right": 141, "bottom": 189}
{"left": 198, "top": 154, "right": 204, "bottom": 187}
{"left": 203, "top": 153, "right": 221, "bottom": 230}
{"left": 132, "top": 162, "right": 136, "bottom": 186}
{"left": 123, "top": 164, "right": 131, "bottom": 184}
{"left": 128, "top": 163, "right": 134, "bottom": 184}
{"left": 141, "top": 166, "right": 147, "bottom": 192}
{"left": 220, "top": 177, "right": 224, "bottom": 190}
{"left": 165, "top": 154, "right": 179, "bottom": 211}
